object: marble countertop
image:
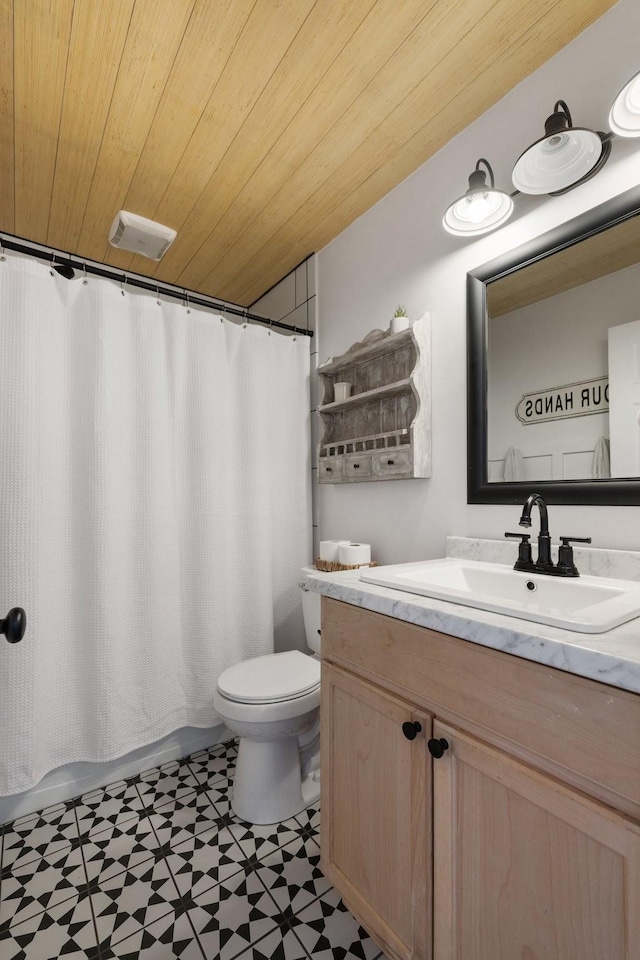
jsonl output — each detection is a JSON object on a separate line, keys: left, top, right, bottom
{"left": 306, "top": 555, "right": 640, "bottom": 696}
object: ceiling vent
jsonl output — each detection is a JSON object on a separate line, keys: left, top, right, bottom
{"left": 108, "top": 211, "right": 177, "bottom": 260}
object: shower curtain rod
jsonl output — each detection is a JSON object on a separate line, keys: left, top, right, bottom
{"left": 0, "top": 232, "right": 314, "bottom": 338}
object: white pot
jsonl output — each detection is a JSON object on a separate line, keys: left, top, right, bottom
{"left": 333, "top": 381, "right": 352, "bottom": 401}
{"left": 390, "top": 315, "right": 410, "bottom": 333}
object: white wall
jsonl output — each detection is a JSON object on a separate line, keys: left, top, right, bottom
{"left": 317, "top": 0, "right": 640, "bottom": 561}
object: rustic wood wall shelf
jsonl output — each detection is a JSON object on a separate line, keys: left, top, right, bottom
{"left": 317, "top": 313, "right": 431, "bottom": 483}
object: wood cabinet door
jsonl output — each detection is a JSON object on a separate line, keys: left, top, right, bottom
{"left": 321, "top": 662, "right": 431, "bottom": 960}
{"left": 433, "top": 720, "right": 640, "bottom": 960}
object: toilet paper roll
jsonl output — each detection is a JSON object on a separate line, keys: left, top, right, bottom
{"left": 338, "top": 542, "right": 372, "bottom": 566}
{"left": 319, "top": 540, "right": 351, "bottom": 562}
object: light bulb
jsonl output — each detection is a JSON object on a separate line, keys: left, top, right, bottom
{"left": 443, "top": 158, "right": 514, "bottom": 237}
{"left": 463, "top": 191, "right": 503, "bottom": 223}
{"left": 443, "top": 190, "right": 513, "bottom": 236}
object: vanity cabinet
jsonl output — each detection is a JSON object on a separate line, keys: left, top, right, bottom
{"left": 320, "top": 598, "right": 640, "bottom": 960}
{"left": 322, "top": 664, "right": 431, "bottom": 960}
{"left": 433, "top": 720, "right": 638, "bottom": 960}
{"left": 317, "top": 313, "right": 431, "bottom": 482}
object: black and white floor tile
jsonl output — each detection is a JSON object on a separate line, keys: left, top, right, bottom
{"left": 0, "top": 740, "right": 388, "bottom": 960}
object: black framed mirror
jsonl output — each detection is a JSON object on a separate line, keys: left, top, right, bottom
{"left": 467, "top": 183, "right": 640, "bottom": 505}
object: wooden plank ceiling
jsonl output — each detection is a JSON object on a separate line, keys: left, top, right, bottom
{"left": 0, "top": 0, "right": 617, "bottom": 306}
{"left": 487, "top": 215, "right": 640, "bottom": 318}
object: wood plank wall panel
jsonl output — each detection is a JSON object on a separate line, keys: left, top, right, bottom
{"left": 116, "top": 0, "right": 318, "bottom": 276}
{"left": 75, "top": 0, "right": 197, "bottom": 263}
{"left": 102, "top": 0, "right": 254, "bottom": 271}
{"left": 200, "top": 0, "right": 503, "bottom": 299}
{"left": 234, "top": 0, "right": 620, "bottom": 304}
{"left": 1, "top": 0, "right": 618, "bottom": 303}
{"left": 198, "top": 0, "right": 610, "bottom": 301}
{"left": 0, "top": 0, "right": 14, "bottom": 232}
{"left": 232, "top": 0, "right": 621, "bottom": 303}
{"left": 156, "top": 0, "right": 433, "bottom": 289}
{"left": 13, "top": 0, "right": 74, "bottom": 241}
{"left": 211, "top": 0, "right": 501, "bottom": 296}
{"left": 487, "top": 215, "right": 640, "bottom": 317}
{"left": 47, "top": 0, "right": 137, "bottom": 251}
{"left": 149, "top": 0, "right": 382, "bottom": 287}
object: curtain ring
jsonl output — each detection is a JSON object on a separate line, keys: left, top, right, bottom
{"left": 156, "top": 283, "right": 161, "bottom": 306}
{"left": 120, "top": 274, "right": 127, "bottom": 296}
{"left": 0, "top": 237, "right": 5, "bottom": 262}
{"left": 50, "top": 251, "right": 55, "bottom": 276}
{"left": 185, "top": 290, "right": 191, "bottom": 314}
{"left": 82, "top": 262, "right": 88, "bottom": 285}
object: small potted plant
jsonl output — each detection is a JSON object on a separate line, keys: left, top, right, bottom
{"left": 390, "top": 304, "right": 410, "bottom": 333}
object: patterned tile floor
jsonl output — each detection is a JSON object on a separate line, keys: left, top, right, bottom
{"left": 0, "top": 741, "right": 387, "bottom": 960}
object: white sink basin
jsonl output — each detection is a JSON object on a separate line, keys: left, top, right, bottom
{"left": 360, "top": 558, "right": 640, "bottom": 633}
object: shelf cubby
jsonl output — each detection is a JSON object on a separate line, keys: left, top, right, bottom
{"left": 317, "top": 313, "right": 431, "bottom": 483}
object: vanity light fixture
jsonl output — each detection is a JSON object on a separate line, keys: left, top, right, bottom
{"left": 511, "top": 100, "right": 611, "bottom": 196}
{"left": 609, "top": 69, "right": 640, "bottom": 137}
{"left": 443, "top": 69, "right": 640, "bottom": 237}
{"left": 442, "top": 159, "right": 514, "bottom": 236}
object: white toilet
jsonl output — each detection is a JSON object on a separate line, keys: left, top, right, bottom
{"left": 213, "top": 567, "right": 322, "bottom": 824}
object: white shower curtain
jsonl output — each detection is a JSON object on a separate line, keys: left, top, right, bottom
{"left": 0, "top": 254, "right": 311, "bottom": 796}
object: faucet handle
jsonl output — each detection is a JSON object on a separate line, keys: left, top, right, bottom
{"left": 505, "top": 531, "right": 533, "bottom": 567}
{"left": 557, "top": 536, "right": 592, "bottom": 577}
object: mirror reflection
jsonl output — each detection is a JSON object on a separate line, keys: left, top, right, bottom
{"left": 486, "top": 215, "right": 640, "bottom": 483}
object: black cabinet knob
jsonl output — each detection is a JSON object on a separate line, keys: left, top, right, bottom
{"left": 387, "top": 459, "right": 395, "bottom": 465}
{"left": 326, "top": 467, "right": 332, "bottom": 473}
{"left": 401, "top": 721, "right": 422, "bottom": 740}
{"left": 427, "top": 737, "right": 449, "bottom": 759}
{"left": 1, "top": 607, "right": 26, "bottom": 644}
{"left": 353, "top": 463, "right": 360, "bottom": 469}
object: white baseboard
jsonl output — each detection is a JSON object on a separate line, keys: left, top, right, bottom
{"left": 0, "top": 723, "right": 231, "bottom": 826}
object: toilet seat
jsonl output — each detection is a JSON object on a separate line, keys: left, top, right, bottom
{"left": 217, "top": 650, "right": 320, "bottom": 705}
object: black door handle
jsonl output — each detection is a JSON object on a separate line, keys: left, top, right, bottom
{"left": 402, "top": 721, "right": 422, "bottom": 740}
{"left": 427, "top": 737, "right": 449, "bottom": 759}
{"left": 1, "top": 607, "right": 26, "bottom": 644}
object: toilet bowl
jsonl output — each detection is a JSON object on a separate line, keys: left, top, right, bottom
{"left": 213, "top": 568, "right": 322, "bottom": 824}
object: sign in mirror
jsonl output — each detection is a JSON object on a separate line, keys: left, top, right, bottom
{"left": 486, "top": 214, "right": 640, "bottom": 483}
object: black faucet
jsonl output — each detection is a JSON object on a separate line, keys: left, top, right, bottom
{"left": 505, "top": 493, "right": 592, "bottom": 577}
{"left": 519, "top": 492, "right": 553, "bottom": 570}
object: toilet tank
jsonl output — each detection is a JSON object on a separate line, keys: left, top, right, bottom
{"left": 300, "top": 566, "right": 322, "bottom": 655}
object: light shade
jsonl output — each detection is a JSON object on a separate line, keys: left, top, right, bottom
{"left": 609, "top": 70, "right": 640, "bottom": 137}
{"left": 512, "top": 101, "right": 605, "bottom": 195}
{"left": 443, "top": 159, "right": 514, "bottom": 236}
